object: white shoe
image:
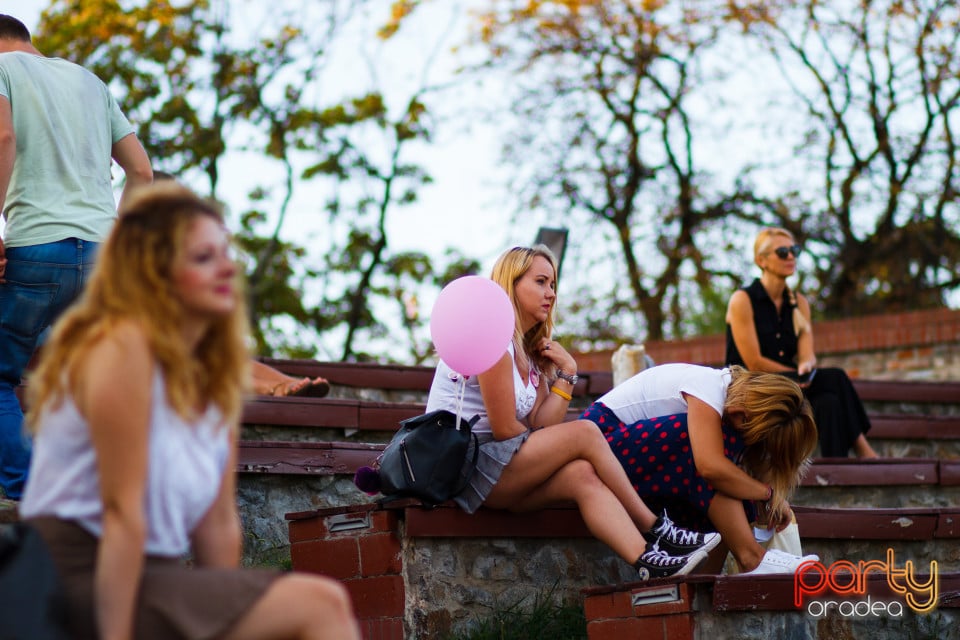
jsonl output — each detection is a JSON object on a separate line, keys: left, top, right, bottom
{"left": 742, "top": 548, "right": 820, "bottom": 575}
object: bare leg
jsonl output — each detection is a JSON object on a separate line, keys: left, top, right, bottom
{"left": 250, "top": 360, "right": 328, "bottom": 397}
{"left": 706, "top": 493, "right": 765, "bottom": 572}
{"left": 853, "top": 434, "right": 879, "bottom": 459}
{"left": 488, "top": 420, "right": 658, "bottom": 531}
{"left": 487, "top": 457, "right": 647, "bottom": 563}
{"left": 223, "top": 573, "right": 360, "bottom": 640}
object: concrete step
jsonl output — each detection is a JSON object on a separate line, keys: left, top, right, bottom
{"left": 870, "top": 439, "right": 960, "bottom": 459}
{"left": 794, "top": 458, "right": 960, "bottom": 509}
{"left": 792, "top": 505, "right": 960, "bottom": 572}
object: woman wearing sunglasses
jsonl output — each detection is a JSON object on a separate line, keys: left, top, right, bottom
{"left": 724, "top": 228, "right": 878, "bottom": 458}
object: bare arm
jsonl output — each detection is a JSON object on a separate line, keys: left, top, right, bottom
{"left": 526, "top": 337, "right": 577, "bottom": 428}
{"left": 112, "top": 133, "right": 153, "bottom": 211}
{"left": 190, "top": 431, "right": 242, "bottom": 568}
{"left": 75, "top": 323, "right": 153, "bottom": 640}
{"left": 794, "top": 294, "right": 817, "bottom": 375}
{"left": 477, "top": 352, "right": 530, "bottom": 440}
{"left": 0, "top": 97, "right": 14, "bottom": 282}
{"left": 526, "top": 381, "right": 571, "bottom": 428}
{"left": 725, "top": 290, "right": 794, "bottom": 373}
{"left": 685, "top": 395, "right": 770, "bottom": 502}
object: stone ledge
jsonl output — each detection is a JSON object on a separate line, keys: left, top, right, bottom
{"left": 286, "top": 503, "right": 960, "bottom": 542}
{"left": 288, "top": 502, "right": 960, "bottom": 638}
{"left": 254, "top": 357, "right": 960, "bottom": 402}
{"left": 244, "top": 443, "right": 960, "bottom": 491}
{"left": 581, "top": 572, "right": 960, "bottom": 613}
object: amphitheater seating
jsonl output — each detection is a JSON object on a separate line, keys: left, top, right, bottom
{"left": 237, "top": 359, "right": 960, "bottom": 639}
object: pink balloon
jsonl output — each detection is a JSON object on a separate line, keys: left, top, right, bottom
{"left": 430, "top": 276, "right": 515, "bottom": 376}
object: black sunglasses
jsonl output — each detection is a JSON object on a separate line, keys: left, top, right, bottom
{"left": 772, "top": 244, "right": 802, "bottom": 259}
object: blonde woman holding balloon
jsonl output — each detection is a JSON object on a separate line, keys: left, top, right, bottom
{"left": 425, "top": 245, "right": 720, "bottom": 581}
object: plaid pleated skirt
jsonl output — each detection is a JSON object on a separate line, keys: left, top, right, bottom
{"left": 453, "top": 430, "right": 530, "bottom": 514}
{"left": 27, "top": 517, "right": 280, "bottom": 640}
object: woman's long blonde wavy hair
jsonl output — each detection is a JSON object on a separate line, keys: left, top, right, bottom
{"left": 489, "top": 245, "right": 559, "bottom": 378}
{"left": 754, "top": 227, "right": 809, "bottom": 336}
{"left": 26, "top": 182, "right": 251, "bottom": 432}
{"left": 724, "top": 366, "right": 818, "bottom": 523}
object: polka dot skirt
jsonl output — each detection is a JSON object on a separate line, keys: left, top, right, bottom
{"left": 581, "top": 402, "right": 752, "bottom": 532}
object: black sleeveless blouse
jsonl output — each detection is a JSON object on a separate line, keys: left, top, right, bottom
{"left": 725, "top": 278, "right": 798, "bottom": 368}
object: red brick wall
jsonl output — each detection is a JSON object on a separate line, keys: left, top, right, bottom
{"left": 583, "top": 583, "right": 696, "bottom": 640}
{"left": 288, "top": 506, "right": 405, "bottom": 640}
{"left": 574, "top": 308, "right": 960, "bottom": 380}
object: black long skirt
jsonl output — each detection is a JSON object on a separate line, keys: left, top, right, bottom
{"left": 805, "top": 367, "right": 871, "bottom": 457}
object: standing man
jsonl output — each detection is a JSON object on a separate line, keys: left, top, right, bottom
{"left": 0, "top": 14, "right": 153, "bottom": 499}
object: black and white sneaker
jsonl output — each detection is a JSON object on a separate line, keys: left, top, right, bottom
{"left": 635, "top": 544, "right": 708, "bottom": 581}
{"left": 644, "top": 510, "right": 721, "bottom": 557}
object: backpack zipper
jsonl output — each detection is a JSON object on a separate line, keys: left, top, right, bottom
{"left": 400, "top": 440, "right": 416, "bottom": 482}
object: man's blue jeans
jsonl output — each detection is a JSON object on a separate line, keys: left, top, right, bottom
{"left": 0, "top": 238, "right": 99, "bottom": 499}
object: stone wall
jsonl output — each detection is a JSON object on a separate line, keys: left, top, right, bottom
{"left": 288, "top": 505, "right": 638, "bottom": 639}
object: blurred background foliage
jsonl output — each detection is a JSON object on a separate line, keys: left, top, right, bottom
{"left": 30, "top": 0, "right": 960, "bottom": 362}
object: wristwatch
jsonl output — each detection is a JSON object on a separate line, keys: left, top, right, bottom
{"left": 556, "top": 370, "right": 579, "bottom": 385}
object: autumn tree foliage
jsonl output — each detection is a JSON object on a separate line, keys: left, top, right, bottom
{"left": 728, "top": 0, "right": 960, "bottom": 317}
{"left": 33, "top": 0, "right": 472, "bottom": 362}
{"left": 30, "top": 0, "right": 960, "bottom": 359}
{"left": 468, "top": 0, "right": 960, "bottom": 342}
{"left": 468, "top": 1, "right": 756, "bottom": 342}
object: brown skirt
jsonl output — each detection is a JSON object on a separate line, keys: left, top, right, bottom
{"left": 27, "top": 517, "right": 280, "bottom": 640}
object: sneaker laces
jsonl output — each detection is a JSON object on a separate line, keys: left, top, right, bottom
{"left": 640, "top": 548, "right": 684, "bottom": 568}
{"left": 655, "top": 512, "right": 700, "bottom": 546}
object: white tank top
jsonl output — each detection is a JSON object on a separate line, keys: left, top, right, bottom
{"left": 426, "top": 342, "right": 540, "bottom": 435}
{"left": 20, "top": 369, "right": 230, "bottom": 557}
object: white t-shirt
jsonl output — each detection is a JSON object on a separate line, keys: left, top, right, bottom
{"left": 426, "top": 342, "right": 539, "bottom": 435}
{"left": 597, "top": 363, "right": 731, "bottom": 423}
{"left": 20, "top": 370, "right": 230, "bottom": 557}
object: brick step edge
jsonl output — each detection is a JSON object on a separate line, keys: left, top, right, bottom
{"left": 283, "top": 503, "right": 960, "bottom": 541}
{"left": 582, "top": 572, "right": 959, "bottom": 615}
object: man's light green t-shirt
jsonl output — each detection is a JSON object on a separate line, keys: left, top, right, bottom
{"left": 0, "top": 52, "right": 135, "bottom": 248}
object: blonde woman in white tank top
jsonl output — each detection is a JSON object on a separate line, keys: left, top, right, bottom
{"left": 20, "top": 183, "right": 359, "bottom": 640}
{"left": 427, "top": 246, "right": 722, "bottom": 581}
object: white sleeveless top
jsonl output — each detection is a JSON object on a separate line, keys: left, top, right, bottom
{"left": 20, "top": 370, "right": 230, "bottom": 557}
{"left": 597, "top": 363, "right": 731, "bottom": 423}
{"left": 426, "top": 342, "right": 540, "bottom": 435}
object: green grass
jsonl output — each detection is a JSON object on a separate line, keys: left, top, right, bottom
{"left": 446, "top": 587, "right": 588, "bottom": 640}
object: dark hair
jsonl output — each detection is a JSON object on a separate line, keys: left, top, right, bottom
{"left": 0, "top": 15, "right": 31, "bottom": 42}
